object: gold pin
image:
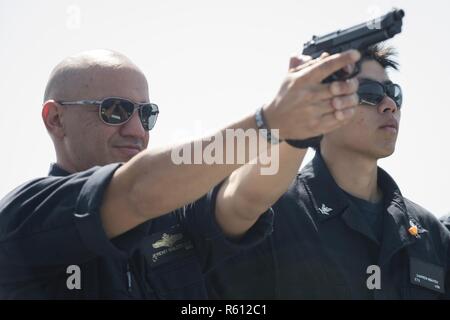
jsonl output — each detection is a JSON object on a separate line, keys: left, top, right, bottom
{"left": 408, "top": 225, "right": 418, "bottom": 237}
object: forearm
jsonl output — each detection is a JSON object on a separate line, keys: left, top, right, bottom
{"left": 102, "top": 113, "right": 272, "bottom": 237}
{"left": 233, "top": 143, "right": 306, "bottom": 211}
{"left": 102, "top": 50, "right": 360, "bottom": 238}
{"left": 215, "top": 143, "right": 306, "bottom": 237}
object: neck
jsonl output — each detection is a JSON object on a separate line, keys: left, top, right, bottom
{"left": 55, "top": 151, "right": 78, "bottom": 174}
{"left": 320, "top": 144, "right": 382, "bottom": 203}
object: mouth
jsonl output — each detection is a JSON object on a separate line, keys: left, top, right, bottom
{"left": 379, "top": 120, "right": 399, "bottom": 133}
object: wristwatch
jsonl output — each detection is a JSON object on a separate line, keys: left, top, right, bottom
{"left": 285, "top": 136, "right": 323, "bottom": 149}
{"left": 255, "top": 107, "right": 323, "bottom": 148}
{"left": 255, "top": 107, "right": 282, "bottom": 145}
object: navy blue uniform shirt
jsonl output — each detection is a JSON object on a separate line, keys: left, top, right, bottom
{"left": 207, "top": 153, "right": 450, "bottom": 299}
{"left": 0, "top": 163, "right": 273, "bottom": 299}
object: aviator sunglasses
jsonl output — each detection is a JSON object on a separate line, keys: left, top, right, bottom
{"left": 58, "top": 97, "right": 159, "bottom": 131}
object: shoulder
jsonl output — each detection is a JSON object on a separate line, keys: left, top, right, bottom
{"left": 0, "top": 165, "right": 115, "bottom": 207}
{"left": 404, "top": 198, "right": 440, "bottom": 224}
{"left": 0, "top": 175, "right": 64, "bottom": 213}
{"left": 0, "top": 164, "right": 121, "bottom": 232}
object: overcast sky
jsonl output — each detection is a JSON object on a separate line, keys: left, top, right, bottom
{"left": 1, "top": 0, "right": 449, "bottom": 217}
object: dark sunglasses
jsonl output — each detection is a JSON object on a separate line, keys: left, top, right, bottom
{"left": 58, "top": 97, "right": 159, "bottom": 131}
{"left": 358, "top": 78, "right": 403, "bottom": 109}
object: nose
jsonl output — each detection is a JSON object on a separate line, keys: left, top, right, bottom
{"left": 119, "top": 108, "right": 147, "bottom": 141}
{"left": 378, "top": 96, "right": 398, "bottom": 114}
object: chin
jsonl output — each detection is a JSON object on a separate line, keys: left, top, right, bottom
{"left": 375, "top": 146, "right": 396, "bottom": 159}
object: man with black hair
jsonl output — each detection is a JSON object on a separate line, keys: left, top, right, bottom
{"left": 207, "top": 45, "right": 450, "bottom": 299}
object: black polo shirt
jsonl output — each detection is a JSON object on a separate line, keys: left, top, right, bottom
{"left": 207, "top": 153, "right": 450, "bottom": 299}
{"left": 0, "top": 163, "right": 273, "bottom": 299}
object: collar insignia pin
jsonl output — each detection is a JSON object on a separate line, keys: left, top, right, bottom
{"left": 319, "top": 204, "right": 333, "bottom": 215}
{"left": 408, "top": 219, "right": 426, "bottom": 238}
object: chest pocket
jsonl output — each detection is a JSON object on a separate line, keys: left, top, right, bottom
{"left": 141, "top": 225, "right": 207, "bottom": 299}
{"left": 402, "top": 239, "right": 446, "bottom": 300}
{"left": 401, "top": 285, "right": 442, "bottom": 300}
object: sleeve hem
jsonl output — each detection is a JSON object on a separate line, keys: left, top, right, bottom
{"left": 74, "top": 163, "right": 128, "bottom": 260}
{"left": 192, "top": 182, "right": 274, "bottom": 249}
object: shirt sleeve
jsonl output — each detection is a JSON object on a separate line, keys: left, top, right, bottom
{"left": 0, "top": 163, "right": 143, "bottom": 270}
{"left": 178, "top": 182, "right": 274, "bottom": 273}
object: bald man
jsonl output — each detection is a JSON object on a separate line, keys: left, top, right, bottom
{"left": 0, "top": 49, "right": 360, "bottom": 299}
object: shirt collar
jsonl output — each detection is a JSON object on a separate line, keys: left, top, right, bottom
{"left": 48, "top": 163, "right": 71, "bottom": 177}
{"left": 299, "top": 151, "right": 349, "bottom": 222}
{"left": 300, "top": 151, "right": 407, "bottom": 217}
{"left": 299, "top": 151, "right": 418, "bottom": 263}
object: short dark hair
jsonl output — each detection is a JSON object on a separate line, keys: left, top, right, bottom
{"left": 311, "top": 44, "right": 399, "bottom": 151}
{"left": 361, "top": 43, "right": 399, "bottom": 71}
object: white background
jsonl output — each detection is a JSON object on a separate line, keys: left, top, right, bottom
{"left": 0, "top": 0, "right": 449, "bottom": 217}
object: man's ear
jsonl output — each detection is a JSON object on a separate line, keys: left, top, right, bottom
{"left": 42, "top": 100, "right": 65, "bottom": 139}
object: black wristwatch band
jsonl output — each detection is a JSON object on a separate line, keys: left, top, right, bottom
{"left": 255, "top": 107, "right": 282, "bottom": 145}
{"left": 256, "top": 106, "right": 322, "bottom": 148}
{"left": 285, "top": 135, "right": 323, "bottom": 149}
